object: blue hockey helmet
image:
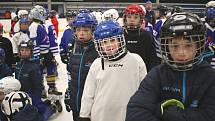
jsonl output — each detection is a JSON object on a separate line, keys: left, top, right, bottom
{"left": 205, "top": 7, "right": 215, "bottom": 28}
{"left": 73, "top": 12, "right": 98, "bottom": 31}
{"left": 206, "top": 7, "right": 215, "bottom": 19}
{"left": 0, "top": 48, "right": 5, "bottom": 65}
{"left": 19, "top": 18, "right": 29, "bottom": 24}
{"left": 94, "top": 20, "right": 127, "bottom": 60}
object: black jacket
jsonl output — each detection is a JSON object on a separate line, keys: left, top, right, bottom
{"left": 67, "top": 41, "right": 98, "bottom": 112}
{"left": 11, "top": 104, "right": 43, "bottom": 121}
{"left": 124, "top": 29, "right": 159, "bottom": 72}
{"left": 126, "top": 61, "right": 215, "bottom": 121}
{"left": 0, "top": 37, "right": 15, "bottom": 67}
{"left": 15, "top": 59, "right": 43, "bottom": 98}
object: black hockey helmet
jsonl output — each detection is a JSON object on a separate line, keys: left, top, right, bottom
{"left": 156, "top": 5, "right": 168, "bottom": 16}
{"left": 160, "top": 12, "right": 206, "bottom": 71}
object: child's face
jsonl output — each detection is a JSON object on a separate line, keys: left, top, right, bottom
{"left": 168, "top": 36, "right": 197, "bottom": 64}
{"left": 20, "top": 48, "right": 31, "bottom": 59}
{"left": 20, "top": 23, "right": 29, "bottom": 31}
{"left": 67, "top": 17, "right": 75, "bottom": 25}
{"left": 125, "top": 14, "right": 141, "bottom": 26}
{"left": 75, "top": 27, "right": 93, "bottom": 42}
{"left": 100, "top": 38, "right": 119, "bottom": 55}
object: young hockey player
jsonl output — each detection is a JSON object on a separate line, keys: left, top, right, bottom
{"left": 11, "top": 17, "right": 30, "bottom": 63}
{"left": 79, "top": 20, "right": 147, "bottom": 121}
{"left": 13, "top": 9, "right": 29, "bottom": 34}
{"left": 49, "top": 10, "right": 59, "bottom": 37}
{"left": 153, "top": 5, "right": 168, "bottom": 60}
{"left": 205, "top": 3, "right": 215, "bottom": 68}
{"left": 64, "top": 12, "right": 98, "bottom": 121}
{"left": 44, "top": 9, "right": 61, "bottom": 96}
{"left": 154, "top": 5, "right": 168, "bottom": 40}
{"left": 14, "top": 41, "right": 58, "bottom": 121}
{"left": 0, "top": 23, "right": 15, "bottom": 69}
{"left": 0, "top": 77, "right": 21, "bottom": 121}
{"left": 126, "top": 12, "right": 215, "bottom": 121}
{"left": 60, "top": 10, "right": 77, "bottom": 64}
{"left": 123, "top": 4, "right": 159, "bottom": 72}
{"left": 29, "top": 5, "right": 62, "bottom": 97}
{"left": 1, "top": 91, "right": 43, "bottom": 121}
{"left": 0, "top": 48, "right": 13, "bottom": 79}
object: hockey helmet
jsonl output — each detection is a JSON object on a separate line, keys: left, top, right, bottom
{"left": 0, "top": 76, "right": 21, "bottom": 94}
{"left": 1, "top": 91, "right": 32, "bottom": 116}
{"left": 160, "top": 12, "right": 206, "bottom": 71}
{"left": 94, "top": 20, "right": 126, "bottom": 60}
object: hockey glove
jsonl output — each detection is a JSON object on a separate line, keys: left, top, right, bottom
{"left": 163, "top": 105, "right": 185, "bottom": 121}
{"left": 64, "top": 88, "right": 71, "bottom": 112}
{"left": 161, "top": 99, "right": 184, "bottom": 115}
{"left": 60, "top": 53, "right": 69, "bottom": 64}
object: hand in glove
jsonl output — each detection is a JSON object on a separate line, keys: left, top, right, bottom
{"left": 64, "top": 88, "right": 71, "bottom": 112}
{"left": 163, "top": 105, "right": 185, "bottom": 121}
{"left": 160, "top": 99, "right": 184, "bottom": 115}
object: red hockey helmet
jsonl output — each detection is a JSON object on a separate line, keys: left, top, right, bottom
{"left": 124, "top": 4, "right": 145, "bottom": 16}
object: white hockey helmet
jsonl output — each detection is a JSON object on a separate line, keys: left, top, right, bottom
{"left": 206, "top": 1, "right": 215, "bottom": 7}
{"left": 0, "top": 76, "right": 21, "bottom": 94}
{"left": 103, "top": 9, "right": 119, "bottom": 21}
{"left": 1, "top": 91, "right": 32, "bottom": 116}
{"left": 29, "top": 5, "right": 46, "bottom": 22}
{"left": 91, "top": 11, "right": 103, "bottom": 23}
{"left": 18, "top": 10, "right": 28, "bottom": 19}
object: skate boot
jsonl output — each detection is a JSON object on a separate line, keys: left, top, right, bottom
{"left": 48, "top": 88, "right": 62, "bottom": 95}
{"left": 53, "top": 100, "right": 63, "bottom": 112}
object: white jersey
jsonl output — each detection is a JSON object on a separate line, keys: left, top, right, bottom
{"left": 11, "top": 31, "right": 30, "bottom": 53}
{"left": 13, "top": 21, "right": 20, "bottom": 34}
{"left": 80, "top": 52, "right": 147, "bottom": 121}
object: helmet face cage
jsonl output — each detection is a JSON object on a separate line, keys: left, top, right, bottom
{"left": 94, "top": 35, "right": 126, "bottom": 60}
{"left": 29, "top": 5, "right": 46, "bottom": 23}
{"left": 1, "top": 91, "right": 32, "bottom": 117}
{"left": 123, "top": 4, "right": 144, "bottom": 29}
{"left": 160, "top": 35, "right": 205, "bottom": 71}
{"left": 160, "top": 13, "right": 206, "bottom": 71}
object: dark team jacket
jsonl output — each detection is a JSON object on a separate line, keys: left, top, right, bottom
{"left": 0, "top": 63, "right": 13, "bottom": 79}
{"left": 67, "top": 41, "right": 98, "bottom": 112}
{"left": 14, "top": 59, "right": 43, "bottom": 98}
{"left": 0, "top": 37, "right": 15, "bottom": 68}
{"left": 124, "top": 29, "right": 159, "bottom": 72}
{"left": 126, "top": 61, "right": 215, "bottom": 121}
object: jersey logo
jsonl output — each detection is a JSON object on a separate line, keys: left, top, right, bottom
{"left": 108, "top": 64, "right": 123, "bottom": 67}
{"left": 173, "top": 15, "right": 186, "bottom": 21}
